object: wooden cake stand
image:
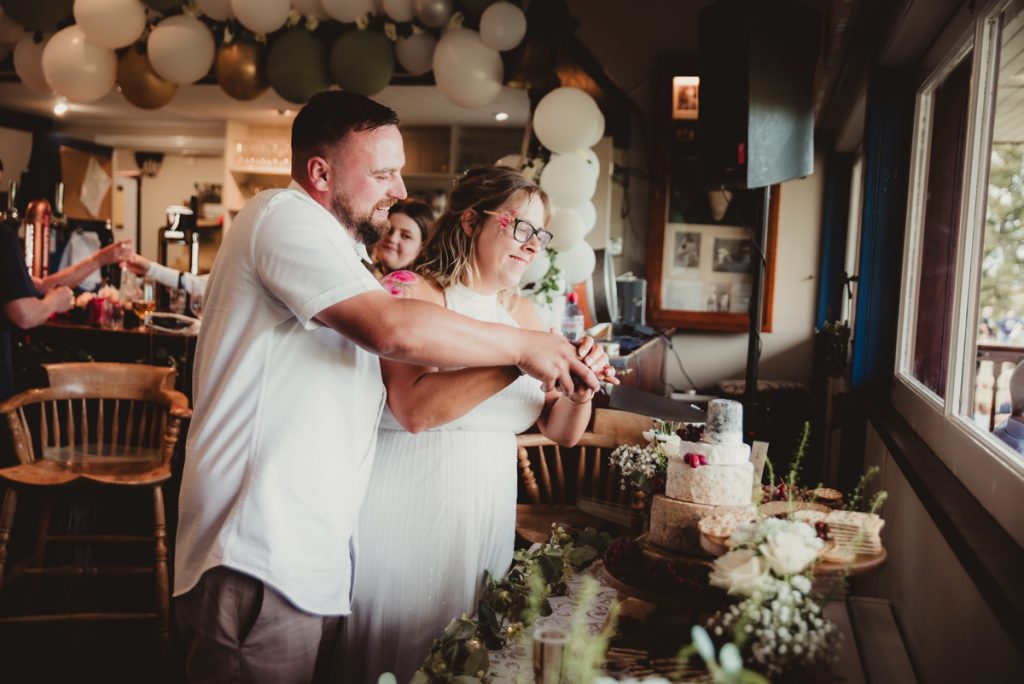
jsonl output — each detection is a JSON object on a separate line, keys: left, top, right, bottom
{"left": 699, "top": 531, "right": 887, "bottom": 576}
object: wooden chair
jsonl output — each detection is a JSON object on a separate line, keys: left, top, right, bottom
{"left": 0, "top": 362, "right": 191, "bottom": 657}
{"left": 516, "top": 426, "right": 648, "bottom": 544}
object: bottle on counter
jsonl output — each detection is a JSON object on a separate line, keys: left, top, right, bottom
{"left": 561, "top": 291, "right": 585, "bottom": 342}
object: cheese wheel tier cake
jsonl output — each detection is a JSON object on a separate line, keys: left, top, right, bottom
{"left": 648, "top": 494, "right": 756, "bottom": 552}
{"left": 646, "top": 399, "right": 755, "bottom": 554}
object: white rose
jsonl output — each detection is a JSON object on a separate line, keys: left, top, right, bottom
{"left": 708, "top": 548, "right": 769, "bottom": 596}
{"left": 97, "top": 285, "right": 120, "bottom": 302}
{"left": 759, "top": 528, "right": 820, "bottom": 575}
{"left": 642, "top": 429, "right": 656, "bottom": 445}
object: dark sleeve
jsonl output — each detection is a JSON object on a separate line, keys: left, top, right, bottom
{"left": 0, "top": 226, "right": 38, "bottom": 305}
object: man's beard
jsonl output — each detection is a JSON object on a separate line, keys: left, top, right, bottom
{"left": 330, "top": 193, "right": 390, "bottom": 245}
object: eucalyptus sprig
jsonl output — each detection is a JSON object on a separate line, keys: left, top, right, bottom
{"left": 411, "top": 526, "right": 611, "bottom": 684}
{"left": 845, "top": 465, "right": 880, "bottom": 511}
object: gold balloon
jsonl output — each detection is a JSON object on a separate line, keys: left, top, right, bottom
{"left": 216, "top": 41, "right": 269, "bottom": 101}
{"left": 117, "top": 48, "right": 177, "bottom": 110}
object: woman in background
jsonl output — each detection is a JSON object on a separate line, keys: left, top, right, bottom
{"left": 341, "top": 166, "right": 616, "bottom": 682}
{"left": 368, "top": 198, "right": 433, "bottom": 280}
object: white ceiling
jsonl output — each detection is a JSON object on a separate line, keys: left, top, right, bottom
{"left": 0, "top": 81, "right": 531, "bottom": 153}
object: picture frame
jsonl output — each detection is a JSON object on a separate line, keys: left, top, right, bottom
{"left": 646, "top": 56, "right": 779, "bottom": 333}
{"left": 672, "top": 75, "right": 700, "bottom": 120}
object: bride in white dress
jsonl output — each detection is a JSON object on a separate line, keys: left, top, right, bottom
{"left": 339, "top": 166, "right": 616, "bottom": 683}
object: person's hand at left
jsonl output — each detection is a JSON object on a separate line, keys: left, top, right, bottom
{"left": 124, "top": 252, "right": 152, "bottom": 276}
{"left": 94, "top": 239, "right": 133, "bottom": 266}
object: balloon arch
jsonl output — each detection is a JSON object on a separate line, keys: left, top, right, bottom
{"left": 0, "top": 0, "right": 605, "bottom": 290}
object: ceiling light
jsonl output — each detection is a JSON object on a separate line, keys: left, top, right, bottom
{"left": 53, "top": 96, "right": 68, "bottom": 116}
{"left": 494, "top": 111, "right": 510, "bottom": 122}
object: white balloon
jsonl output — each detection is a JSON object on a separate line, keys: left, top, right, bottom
{"left": 495, "top": 153, "right": 522, "bottom": 168}
{"left": 589, "top": 110, "right": 605, "bottom": 147}
{"left": 231, "top": 0, "right": 290, "bottom": 34}
{"left": 555, "top": 241, "right": 596, "bottom": 285}
{"left": 14, "top": 34, "right": 51, "bottom": 93}
{"left": 414, "top": 0, "right": 453, "bottom": 28}
{"left": 322, "top": 0, "right": 376, "bottom": 23}
{"left": 196, "top": 0, "right": 234, "bottom": 21}
{"left": 553, "top": 148, "right": 600, "bottom": 183}
{"left": 432, "top": 27, "right": 502, "bottom": 109}
{"left": 519, "top": 249, "right": 551, "bottom": 287}
{"left": 395, "top": 32, "right": 435, "bottom": 76}
{"left": 0, "top": 10, "right": 24, "bottom": 43}
{"left": 534, "top": 87, "right": 604, "bottom": 154}
{"left": 148, "top": 15, "right": 215, "bottom": 85}
{"left": 571, "top": 200, "right": 597, "bottom": 234}
{"left": 479, "top": 2, "right": 526, "bottom": 52}
{"left": 41, "top": 25, "right": 116, "bottom": 103}
{"left": 540, "top": 154, "right": 597, "bottom": 208}
{"left": 381, "top": 0, "right": 414, "bottom": 22}
{"left": 547, "top": 208, "right": 585, "bottom": 252}
{"left": 74, "top": 0, "right": 146, "bottom": 49}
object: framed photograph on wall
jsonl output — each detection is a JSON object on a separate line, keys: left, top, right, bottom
{"left": 672, "top": 75, "right": 700, "bottom": 120}
{"left": 646, "top": 56, "right": 779, "bottom": 332}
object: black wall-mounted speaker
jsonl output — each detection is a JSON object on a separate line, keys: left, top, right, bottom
{"left": 698, "top": 0, "right": 821, "bottom": 189}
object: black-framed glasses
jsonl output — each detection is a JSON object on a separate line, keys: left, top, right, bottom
{"left": 482, "top": 210, "right": 553, "bottom": 248}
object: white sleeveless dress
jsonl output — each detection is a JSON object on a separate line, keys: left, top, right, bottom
{"left": 340, "top": 283, "right": 546, "bottom": 683}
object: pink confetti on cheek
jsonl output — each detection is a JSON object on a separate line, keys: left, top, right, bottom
{"left": 387, "top": 286, "right": 404, "bottom": 297}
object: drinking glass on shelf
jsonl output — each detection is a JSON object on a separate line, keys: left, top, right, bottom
{"left": 189, "top": 290, "right": 204, "bottom": 319}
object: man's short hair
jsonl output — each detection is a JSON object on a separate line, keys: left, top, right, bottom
{"left": 291, "top": 91, "right": 400, "bottom": 173}
{"left": 1010, "top": 360, "right": 1024, "bottom": 415}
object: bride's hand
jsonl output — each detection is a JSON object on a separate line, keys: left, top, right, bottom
{"left": 574, "top": 336, "right": 620, "bottom": 386}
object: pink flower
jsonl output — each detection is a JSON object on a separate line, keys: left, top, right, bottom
{"left": 388, "top": 269, "right": 417, "bottom": 283}
{"left": 496, "top": 212, "right": 512, "bottom": 229}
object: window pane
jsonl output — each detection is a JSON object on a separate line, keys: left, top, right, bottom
{"left": 973, "top": 1, "right": 1024, "bottom": 434}
{"left": 912, "top": 53, "right": 974, "bottom": 397}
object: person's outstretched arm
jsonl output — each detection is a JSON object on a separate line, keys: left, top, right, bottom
{"left": 37, "top": 239, "right": 133, "bottom": 293}
{"left": 316, "top": 289, "right": 600, "bottom": 400}
{"left": 4, "top": 287, "right": 74, "bottom": 330}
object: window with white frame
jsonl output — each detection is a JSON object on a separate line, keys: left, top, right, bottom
{"left": 899, "top": 0, "right": 1024, "bottom": 471}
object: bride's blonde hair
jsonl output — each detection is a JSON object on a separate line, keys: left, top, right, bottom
{"left": 414, "top": 166, "right": 550, "bottom": 302}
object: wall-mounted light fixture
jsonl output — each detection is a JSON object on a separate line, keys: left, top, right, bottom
{"left": 53, "top": 96, "right": 68, "bottom": 116}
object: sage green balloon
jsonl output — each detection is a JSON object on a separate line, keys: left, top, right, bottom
{"left": 330, "top": 30, "right": 394, "bottom": 96}
{"left": 142, "top": 0, "right": 187, "bottom": 13}
{"left": 459, "top": 0, "right": 498, "bottom": 17}
{"left": 0, "top": 0, "right": 73, "bottom": 32}
{"left": 267, "top": 27, "right": 330, "bottom": 104}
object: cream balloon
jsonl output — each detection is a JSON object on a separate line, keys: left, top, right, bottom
{"left": 395, "top": 31, "right": 435, "bottom": 76}
{"left": 432, "top": 27, "right": 502, "bottom": 109}
{"left": 196, "top": 0, "right": 233, "bottom": 21}
{"left": 547, "top": 208, "right": 585, "bottom": 252}
{"left": 519, "top": 248, "right": 551, "bottom": 287}
{"left": 539, "top": 154, "right": 597, "bottom": 208}
{"left": 555, "top": 241, "right": 596, "bottom": 285}
{"left": 148, "top": 15, "right": 215, "bottom": 84}
{"left": 479, "top": 1, "right": 525, "bottom": 52}
{"left": 291, "top": 0, "right": 326, "bottom": 19}
{"left": 322, "top": 0, "right": 376, "bottom": 23}
{"left": 231, "top": 0, "right": 290, "bottom": 34}
{"left": 73, "top": 0, "right": 146, "bottom": 49}
{"left": 0, "top": 11, "right": 23, "bottom": 43}
{"left": 14, "top": 33, "right": 51, "bottom": 93}
{"left": 381, "top": 0, "right": 414, "bottom": 22}
{"left": 414, "top": 0, "right": 452, "bottom": 28}
{"left": 41, "top": 25, "right": 116, "bottom": 103}
{"left": 533, "top": 87, "right": 604, "bottom": 154}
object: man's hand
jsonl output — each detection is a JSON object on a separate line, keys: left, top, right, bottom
{"left": 45, "top": 286, "right": 74, "bottom": 314}
{"left": 95, "top": 239, "right": 133, "bottom": 267}
{"left": 516, "top": 329, "right": 601, "bottom": 396}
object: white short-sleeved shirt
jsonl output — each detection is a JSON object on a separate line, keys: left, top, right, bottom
{"left": 173, "top": 183, "right": 385, "bottom": 615}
